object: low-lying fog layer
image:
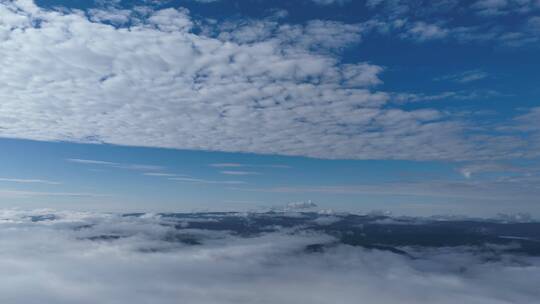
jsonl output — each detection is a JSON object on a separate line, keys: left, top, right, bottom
{"left": 0, "top": 210, "right": 539, "bottom": 304}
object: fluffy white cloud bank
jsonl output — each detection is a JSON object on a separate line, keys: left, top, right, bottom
{"left": 0, "top": 0, "right": 538, "bottom": 160}
{"left": 0, "top": 210, "right": 539, "bottom": 304}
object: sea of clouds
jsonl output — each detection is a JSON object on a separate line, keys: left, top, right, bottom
{"left": 0, "top": 209, "right": 539, "bottom": 304}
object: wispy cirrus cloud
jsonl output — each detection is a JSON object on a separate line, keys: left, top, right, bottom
{"left": 142, "top": 172, "right": 184, "bottom": 177}
{"left": 311, "top": 0, "right": 351, "bottom": 5}
{"left": 456, "top": 160, "right": 540, "bottom": 179}
{"left": 209, "top": 163, "right": 246, "bottom": 168}
{"left": 67, "top": 159, "right": 163, "bottom": 171}
{"left": 0, "top": 189, "right": 107, "bottom": 198}
{"left": 470, "top": 0, "right": 537, "bottom": 16}
{"left": 435, "top": 69, "right": 490, "bottom": 83}
{"left": 210, "top": 163, "right": 290, "bottom": 169}
{"left": 0, "top": 178, "right": 61, "bottom": 185}
{"left": 67, "top": 159, "right": 117, "bottom": 166}
{"left": 457, "top": 162, "right": 520, "bottom": 179}
{"left": 364, "top": 0, "right": 540, "bottom": 46}
{"left": 392, "top": 89, "right": 503, "bottom": 103}
{"left": 220, "top": 171, "right": 261, "bottom": 176}
{"left": 169, "top": 177, "right": 247, "bottom": 185}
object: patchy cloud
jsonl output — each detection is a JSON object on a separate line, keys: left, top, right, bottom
{"left": 364, "top": 0, "right": 540, "bottom": 46}
{"left": 435, "top": 69, "right": 490, "bottom": 83}
{"left": 404, "top": 21, "right": 448, "bottom": 41}
{"left": 0, "top": 1, "right": 538, "bottom": 162}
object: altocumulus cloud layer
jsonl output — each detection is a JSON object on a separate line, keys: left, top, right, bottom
{"left": 1, "top": 209, "right": 539, "bottom": 303}
{"left": 0, "top": 0, "right": 538, "bottom": 160}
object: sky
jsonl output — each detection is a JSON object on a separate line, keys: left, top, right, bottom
{"left": 0, "top": 0, "right": 539, "bottom": 216}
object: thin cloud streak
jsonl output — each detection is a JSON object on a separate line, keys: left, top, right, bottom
{"left": 220, "top": 171, "right": 261, "bottom": 176}
{"left": 143, "top": 172, "right": 185, "bottom": 177}
{"left": 0, "top": 178, "right": 62, "bottom": 185}
{"left": 68, "top": 158, "right": 163, "bottom": 171}
{"left": 0, "top": 189, "right": 108, "bottom": 198}
{"left": 210, "top": 163, "right": 291, "bottom": 169}
{"left": 169, "top": 177, "right": 247, "bottom": 185}
{"left": 434, "top": 69, "right": 489, "bottom": 83}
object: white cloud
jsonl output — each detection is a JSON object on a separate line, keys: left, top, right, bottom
{"left": 216, "top": 19, "right": 367, "bottom": 52}
{"left": 364, "top": 0, "right": 540, "bottom": 46}
{"left": 312, "top": 215, "right": 341, "bottom": 225}
{"left": 67, "top": 159, "right": 118, "bottom": 166}
{"left": 472, "top": 0, "right": 510, "bottom": 16}
{"left": 0, "top": 210, "right": 538, "bottom": 303}
{"left": 311, "top": 0, "right": 351, "bottom": 5}
{"left": 287, "top": 200, "right": 318, "bottom": 209}
{"left": 405, "top": 22, "right": 448, "bottom": 41}
{"left": 210, "top": 163, "right": 246, "bottom": 168}
{"left": 470, "top": 0, "right": 536, "bottom": 16}
{"left": 366, "top": 0, "right": 385, "bottom": 8}
{"left": 457, "top": 162, "right": 523, "bottom": 179}
{"left": 513, "top": 107, "right": 540, "bottom": 132}
{"left": 529, "top": 16, "right": 540, "bottom": 32}
{"left": 147, "top": 8, "right": 192, "bottom": 32}
{"left": 0, "top": 189, "right": 106, "bottom": 198}
{"left": 169, "top": 177, "right": 246, "bottom": 184}
{"left": 220, "top": 171, "right": 260, "bottom": 175}
{"left": 210, "top": 163, "right": 290, "bottom": 169}
{"left": 0, "top": 1, "right": 538, "bottom": 162}
{"left": 68, "top": 159, "right": 163, "bottom": 171}
{"left": 143, "top": 172, "right": 183, "bottom": 177}
{"left": 435, "top": 69, "right": 490, "bottom": 83}
{"left": 392, "top": 90, "right": 503, "bottom": 103}
{"left": 0, "top": 178, "right": 61, "bottom": 185}
{"left": 88, "top": 7, "right": 132, "bottom": 24}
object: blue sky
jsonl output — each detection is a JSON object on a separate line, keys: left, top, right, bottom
{"left": 0, "top": 0, "right": 539, "bottom": 215}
